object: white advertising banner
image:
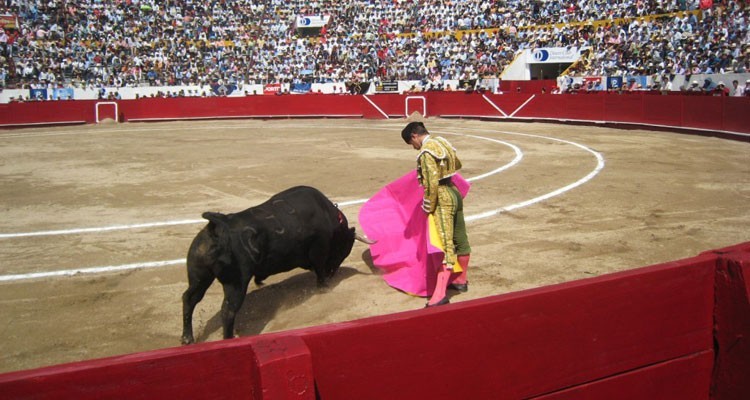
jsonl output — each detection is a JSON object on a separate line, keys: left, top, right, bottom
{"left": 527, "top": 47, "right": 581, "bottom": 64}
{"left": 295, "top": 15, "right": 330, "bottom": 29}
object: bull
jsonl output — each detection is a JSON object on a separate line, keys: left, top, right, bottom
{"left": 181, "top": 186, "right": 373, "bottom": 344}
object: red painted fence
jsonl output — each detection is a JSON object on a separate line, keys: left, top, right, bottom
{"left": 0, "top": 243, "right": 748, "bottom": 399}
{"left": 1, "top": 93, "right": 749, "bottom": 140}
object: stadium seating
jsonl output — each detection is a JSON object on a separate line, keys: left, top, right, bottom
{"left": 0, "top": 1, "right": 747, "bottom": 96}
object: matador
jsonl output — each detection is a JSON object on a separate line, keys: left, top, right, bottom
{"left": 402, "top": 122, "right": 471, "bottom": 307}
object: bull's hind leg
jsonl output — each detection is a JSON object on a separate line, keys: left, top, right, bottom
{"left": 219, "top": 279, "right": 250, "bottom": 340}
{"left": 181, "top": 270, "right": 215, "bottom": 345}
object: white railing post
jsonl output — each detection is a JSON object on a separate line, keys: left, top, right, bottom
{"left": 405, "top": 96, "right": 427, "bottom": 117}
{"left": 95, "top": 102, "right": 119, "bottom": 123}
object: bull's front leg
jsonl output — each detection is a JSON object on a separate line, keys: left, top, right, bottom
{"left": 309, "top": 239, "right": 332, "bottom": 287}
{"left": 220, "top": 280, "right": 249, "bottom": 339}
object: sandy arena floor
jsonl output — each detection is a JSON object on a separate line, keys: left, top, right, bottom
{"left": 0, "top": 118, "right": 748, "bottom": 373}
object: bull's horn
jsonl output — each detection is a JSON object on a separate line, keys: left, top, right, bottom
{"left": 355, "top": 233, "right": 377, "bottom": 245}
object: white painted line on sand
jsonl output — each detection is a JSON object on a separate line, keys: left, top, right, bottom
{"left": 0, "top": 219, "right": 205, "bottom": 239}
{"left": 0, "top": 259, "right": 185, "bottom": 282}
{"left": 0, "top": 127, "right": 602, "bottom": 282}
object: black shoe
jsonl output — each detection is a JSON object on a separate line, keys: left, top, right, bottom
{"left": 425, "top": 297, "right": 450, "bottom": 308}
{"left": 449, "top": 283, "right": 468, "bottom": 293}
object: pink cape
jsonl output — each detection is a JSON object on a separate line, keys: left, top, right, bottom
{"left": 358, "top": 170, "right": 470, "bottom": 297}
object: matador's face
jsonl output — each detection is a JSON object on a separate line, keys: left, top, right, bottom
{"left": 408, "top": 133, "right": 423, "bottom": 150}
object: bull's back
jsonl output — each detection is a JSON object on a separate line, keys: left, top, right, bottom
{"left": 237, "top": 186, "right": 343, "bottom": 265}
{"left": 244, "top": 186, "right": 338, "bottom": 228}
{"left": 269, "top": 186, "right": 337, "bottom": 214}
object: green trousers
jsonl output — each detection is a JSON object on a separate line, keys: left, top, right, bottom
{"left": 434, "top": 184, "right": 471, "bottom": 267}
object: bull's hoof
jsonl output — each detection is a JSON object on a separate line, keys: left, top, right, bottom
{"left": 181, "top": 336, "right": 195, "bottom": 345}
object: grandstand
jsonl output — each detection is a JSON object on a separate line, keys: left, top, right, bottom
{"left": 1, "top": 0, "right": 748, "bottom": 101}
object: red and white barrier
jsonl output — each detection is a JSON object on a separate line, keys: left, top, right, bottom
{"left": 2, "top": 93, "right": 748, "bottom": 141}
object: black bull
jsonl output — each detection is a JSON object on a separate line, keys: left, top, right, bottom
{"left": 181, "top": 186, "right": 373, "bottom": 344}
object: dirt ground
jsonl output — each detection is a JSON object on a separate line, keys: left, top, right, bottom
{"left": 0, "top": 118, "right": 748, "bottom": 374}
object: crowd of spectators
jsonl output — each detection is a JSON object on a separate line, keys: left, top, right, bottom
{"left": 0, "top": 0, "right": 747, "bottom": 93}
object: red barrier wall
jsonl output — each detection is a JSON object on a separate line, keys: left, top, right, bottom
{"left": 498, "top": 79, "right": 557, "bottom": 94}
{"left": 2, "top": 243, "right": 749, "bottom": 399}
{"left": 303, "top": 253, "right": 717, "bottom": 399}
{"left": 2, "top": 93, "right": 748, "bottom": 140}
{"left": 710, "top": 243, "right": 750, "bottom": 400}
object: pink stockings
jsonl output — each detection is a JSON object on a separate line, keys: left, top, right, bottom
{"left": 427, "top": 264, "right": 452, "bottom": 306}
{"left": 453, "top": 254, "right": 471, "bottom": 285}
{"left": 427, "top": 254, "right": 471, "bottom": 306}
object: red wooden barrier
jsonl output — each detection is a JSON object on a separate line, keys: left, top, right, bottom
{"left": 710, "top": 243, "right": 750, "bottom": 400}
{"left": 301, "top": 253, "right": 717, "bottom": 399}
{"left": 641, "top": 94, "right": 684, "bottom": 127}
{"left": 1, "top": 93, "right": 748, "bottom": 140}
{"left": 4, "top": 244, "right": 750, "bottom": 399}
{"left": 0, "top": 333, "right": 316, "bottom": 400}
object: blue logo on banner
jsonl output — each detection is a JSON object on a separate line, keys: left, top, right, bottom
{"left": 291, "top": 83, "right": 312, "bottom": 93}
{"left": 29, "top": 88, "right": 48, "bottom": 100}
{"left": 211, "top": 83, "right": 236, "bottom": 96}
{"left": 607, "top": 77, "right": 623, "bottom": 90}
{"left": 532, "top": 49, "right": 550, "bottom": 62}
{"left": 300, "top": 17, "right": 311, "bottom": 26}
{"left": 625, "top": 76, "right": 647, "bottom": 89}
{"left": 52, "top": 88, "right": 74, "bottom": 100}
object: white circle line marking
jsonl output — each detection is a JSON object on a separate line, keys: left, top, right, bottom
{"left": 455, "top": 128, "right": 606, "bottom": 221}
{"left": 0, "top": 219, "right": 205, "bottom": 239}
{"left": 0, "top": 127, "right": 603, "bottom": 282}
{"left": 0, "top": 133, "right": 523, "bottom": 239}
{"left": 0, "top": 259, "right": 185, "bottom": 282}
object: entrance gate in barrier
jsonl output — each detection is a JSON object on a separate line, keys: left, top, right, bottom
{"left": 405, "top": 96, "right": 426, "bottom": 117}
{"left": 95, "top": 102, "right": 118, "bottom": 123}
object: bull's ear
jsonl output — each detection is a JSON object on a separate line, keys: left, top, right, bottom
{"left": 203, "top": 212, "right": 229, "bottom": 236}
{"left": 202, "top": 211, "right": 228, "bottom": 226}
{"left": 202, "top": 212, "right": 232, "bottom": 264}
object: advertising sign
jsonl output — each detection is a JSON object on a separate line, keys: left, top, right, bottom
{"left": 29, "top": 88, "right": 48, "bottom": 100}
{"left": 291, "top": 82, "right": 312, "bottom": 94}
{"left": 607, "top": 76, "right": 623, "bottom": 90}
{"left": 0, "top": 14, "right": 19, "bottom": 30}
{"left": 295, "top": 15, "right": 330, "bottom": 29}
{"left": 52, "top": 88, "right": 75, "bottom": 100}
{"left": 263, "top": 83, "right": 282, "bottom": 95}
{"left": 528, "top": 47, "right": 581, "bottom": 64}
{"left": 376, "top": 81, "right": 398, "bottom": 92}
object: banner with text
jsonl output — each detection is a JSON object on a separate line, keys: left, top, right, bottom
{"left": 263, "top": 83, "right": 282, "bottom": 95}
{"left": 528, "top": 47, "right": 581, "bottom": 64}
{"left": 295, "top": 15, "right": 330, "bottom": 29}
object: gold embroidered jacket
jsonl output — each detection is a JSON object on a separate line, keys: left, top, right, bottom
{"left": 416, "top": 135, "right": 462, "bottom": 213}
